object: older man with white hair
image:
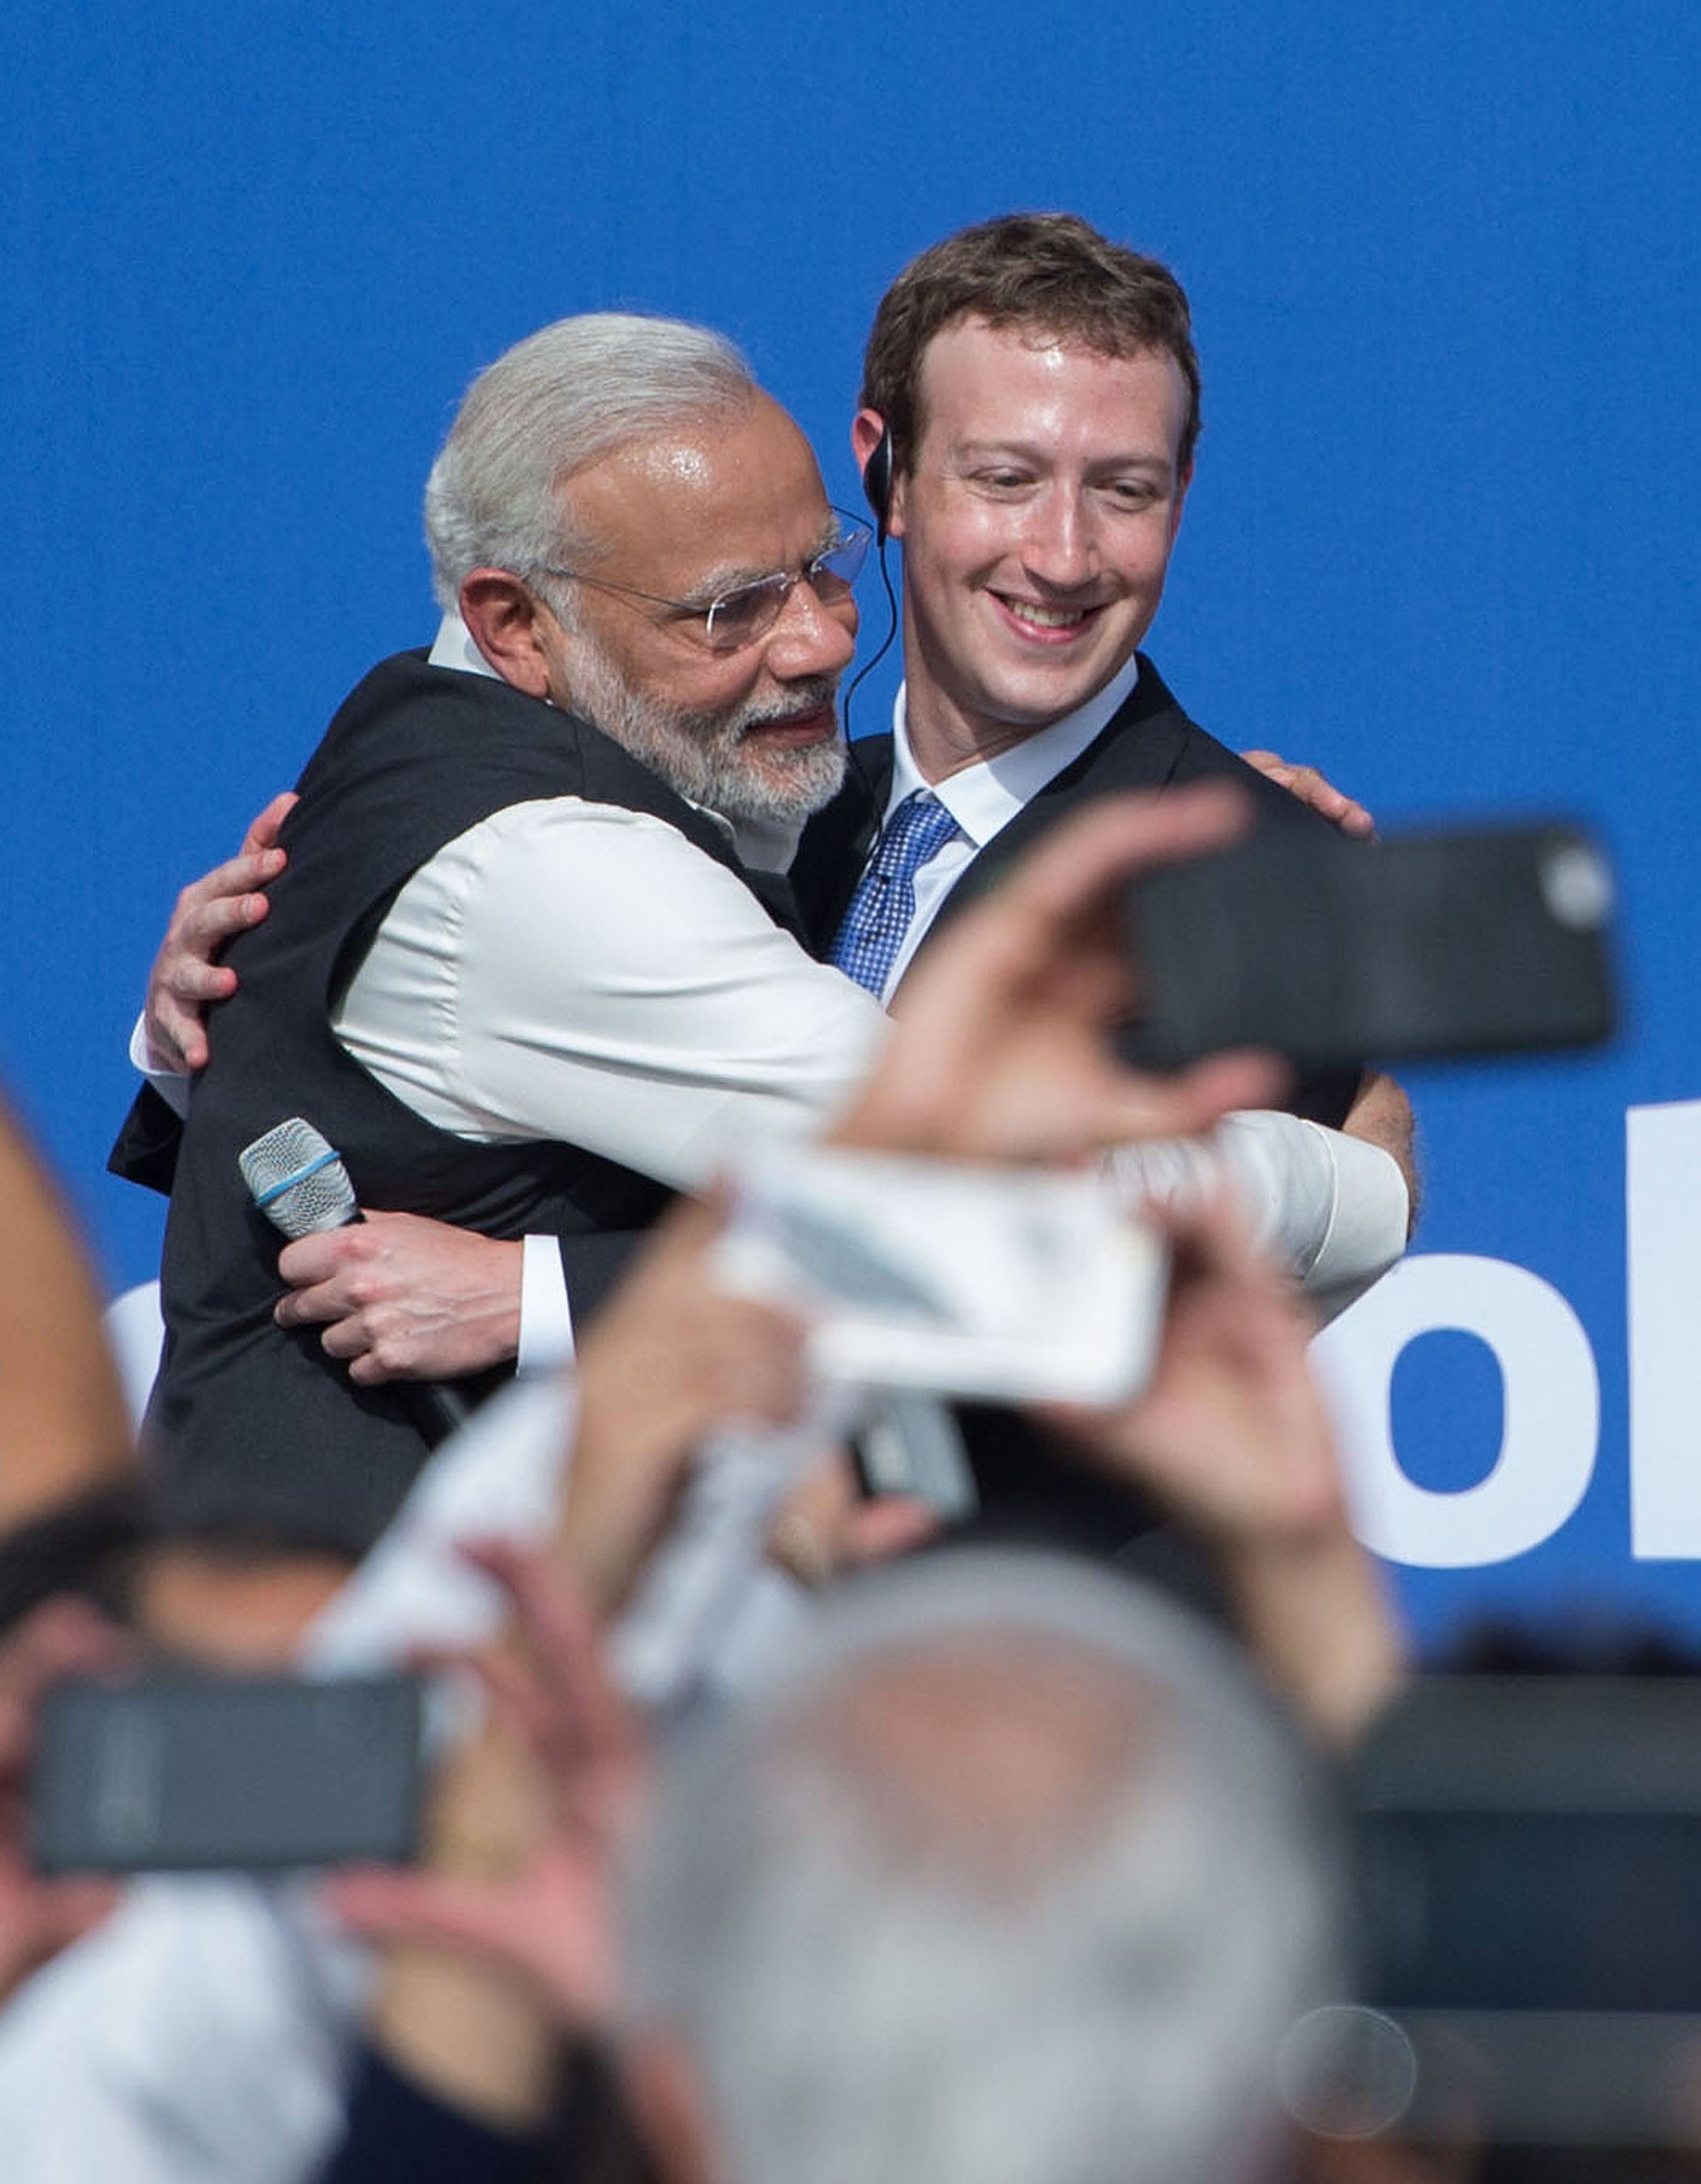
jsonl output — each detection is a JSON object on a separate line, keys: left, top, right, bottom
{"left": 119, "top": 311, "right": 891, "bottom": 1586}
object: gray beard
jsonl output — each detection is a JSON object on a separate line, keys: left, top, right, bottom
{"left": 566, "top": 644, "right": 848, "bottom": 828}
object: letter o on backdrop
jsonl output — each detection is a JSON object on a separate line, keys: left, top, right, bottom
{"left": 1311, "top": 1254, "right": 1598, "bottom": 1568}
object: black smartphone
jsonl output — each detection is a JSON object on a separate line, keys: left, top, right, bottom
{"left": 1125, "top": 819, "right": 1617, "bottom": 1072}
{"left": 31, "top": 1669, "right": 426, "bottom": 1875}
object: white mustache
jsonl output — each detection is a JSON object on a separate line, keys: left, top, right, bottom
{"left": 729, "top": 680, "right": 842, "bottom": 738}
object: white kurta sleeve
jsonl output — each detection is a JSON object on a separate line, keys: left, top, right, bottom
{"left": 333, "top": 799, "right": 889, "bottom": 1191}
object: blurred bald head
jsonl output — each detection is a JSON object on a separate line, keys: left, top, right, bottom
{"left": 629, "top": 1550, "right": 1341, "bottom": 2184}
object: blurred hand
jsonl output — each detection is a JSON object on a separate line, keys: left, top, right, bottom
{"left": 1240, "top": 750, "right": 1375, "bottom": 838}
{"left": 560, "top": 1192, "right": 810, "bottom": 1613}
{"left": 1045, "top": 1190, "right": 1405, "bottom": 1743}
{"left": 325, "top": 1541, "right": 644, "bottom": 2033}
{"left": 1044, "top": 1187, "right": 1342, "bottom": 1546}
{"left": 765, "top": 1451, "right": 938, "bottom": 1588}
{"left": 143, "top": 792, "right": 296, "bottom": 1072}
{"left": 274, "top": 1213, "right": 523, "bottom": 1382}
{"left": 0, "top": 1597, "right": 134, "bottom": 2006}
{"left": 838, "top": 786, "right": 1288, "bottom": 1165}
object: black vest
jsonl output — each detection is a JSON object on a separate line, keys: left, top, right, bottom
{"left": 139, "top": 652, "right": 783, "bottom": 1559}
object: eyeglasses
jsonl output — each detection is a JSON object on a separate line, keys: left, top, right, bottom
{"left": 537, "top": 517, "right": 873, "bottom": 654}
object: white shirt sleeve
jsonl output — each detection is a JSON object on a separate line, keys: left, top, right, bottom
{"left": 128, "top": 1013, "right": 191, "bottom": 1117}
{"left": 1105, "top": 1110, "right": 1410, "bottom": 1323}
{"left": 332, "top": 798, "right": 889, "bottom": 1192}
{"left": 1213, "top": 1112, "right": 1409, "bottom": 1316}
{"left": 132, "top": 1018, "right": 579, "bottom": 1369}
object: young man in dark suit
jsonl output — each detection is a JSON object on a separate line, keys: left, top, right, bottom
{"left": 796, "top": 214, "right": 1413, "bottom": 1227}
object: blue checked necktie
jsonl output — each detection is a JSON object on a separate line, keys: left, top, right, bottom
{"left": 828, "top": 789, "right": 963, "bottom": 997}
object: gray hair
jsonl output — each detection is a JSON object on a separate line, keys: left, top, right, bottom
{"left": 627, "top": 1551, "right": 1342, "bottom": 2184}
{"left": 422, "top": 312, "right": 757, "bottom": 611}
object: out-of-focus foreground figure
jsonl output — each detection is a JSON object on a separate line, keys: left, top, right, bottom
{"left": 627, "top": 1548, "right": 1343, "bottom": 2184}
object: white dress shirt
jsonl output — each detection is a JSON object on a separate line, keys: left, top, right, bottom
{"left": 872, "top": 653, "right": 1145, "bottom": 1001}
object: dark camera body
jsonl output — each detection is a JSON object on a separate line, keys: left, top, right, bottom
{"left": 1126, "top": 820, "right": 1617, "bottom": 1072}
{"left": 1347, "top": 1677, "right": 1701, "bottom": 2148}
{"left": 32, "top": 1670, "right": 426, "bottom": 1875}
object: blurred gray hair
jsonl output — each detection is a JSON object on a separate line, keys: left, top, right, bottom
{"left": 422, "top": 312, "right": 757, "bottom": 612}
{"left": 627, "top": 1551, "right": 1342, "bottom": 2184}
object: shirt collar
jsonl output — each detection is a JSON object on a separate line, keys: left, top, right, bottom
{"left": 428, "top": 612, "right": 502, "bottom": 678}
{"left": 887, "top": 653, "right": 1143, "bottom": 845}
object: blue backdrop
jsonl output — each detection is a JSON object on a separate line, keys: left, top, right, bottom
{"left": 7, "top": 2, "right": 1700, "bottom": 1653}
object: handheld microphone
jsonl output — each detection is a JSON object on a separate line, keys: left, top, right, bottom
{"left": 239, "top": 1117, "right": 472, "bottom": 1449}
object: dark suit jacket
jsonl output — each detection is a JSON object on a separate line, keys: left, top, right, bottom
{"left": 788, "top": 654, "right": 1360, "bottom": 1558}
{"left": 791, "top": 652, "right": 1361, "bottom": 1127}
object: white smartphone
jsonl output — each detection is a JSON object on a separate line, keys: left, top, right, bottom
{"left": 714, "top": 1145, "right": 1168, "bottom": 1408}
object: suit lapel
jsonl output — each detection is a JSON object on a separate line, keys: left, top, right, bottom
{"left": 790, "top": 734, "right": 892, "bottom": 955}
{"left": 919, "top": 655, "right": 1194, "bottom": 948}
{"left": 791, "top": 657, "right": 1196, "bottom": 965}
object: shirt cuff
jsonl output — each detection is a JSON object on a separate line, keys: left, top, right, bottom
{"left": 518, "top": 1235, "right": 575, "bottom": 1374}
{"left": 128, "top": 1013, "right": 192, "bottom": 1118}
{"left": 1215, "top": 1111, "right": 1408, "bottom": 1313}
{"left": 1299, "top": 1124, "right": 1411, "bottom": 1310}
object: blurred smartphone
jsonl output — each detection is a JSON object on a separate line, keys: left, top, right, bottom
{"left": 1125, "top": 819, "right": 1617, "bottom": 1071}
{"left": 715, "top": 1145, "right": 1167, "bottom": 1407}
{"left": 32, "top": 1670, "right": 425, "bottom": 1875}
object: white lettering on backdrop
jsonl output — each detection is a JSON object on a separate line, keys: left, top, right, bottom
{"left": 1313, "top": 1099, "right": 1701, "bottom": 1567}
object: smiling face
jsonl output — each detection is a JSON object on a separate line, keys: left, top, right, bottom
{"left": 538, "top": 392, "right": 856, "bottom": 825}
{"left": 876, "top": 318, "right": 1192, "bottom": 778}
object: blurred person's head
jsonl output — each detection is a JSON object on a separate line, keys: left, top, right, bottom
{"left": 626, "top": 1548, "right": 1341, "bottom": 2184}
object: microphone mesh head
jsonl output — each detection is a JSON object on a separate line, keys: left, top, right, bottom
{"left": 238, "top": 1117, "right": 357, "bottom": 1239}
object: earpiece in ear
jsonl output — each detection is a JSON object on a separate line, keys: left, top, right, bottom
{"left": 861, "top": 423, "right": 895, "bottom": 544}
{"left": 841, "top": 418, "right": 901, "bottom": 737}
